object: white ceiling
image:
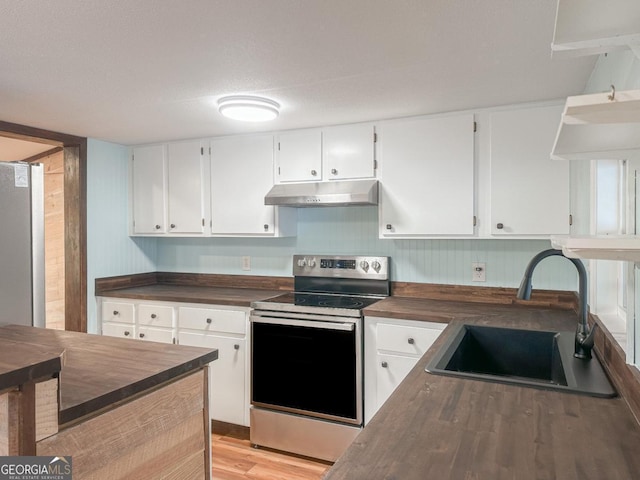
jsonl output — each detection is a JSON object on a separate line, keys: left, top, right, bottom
{"left": 0, "top": 0, "right": 596, "bottom": 146}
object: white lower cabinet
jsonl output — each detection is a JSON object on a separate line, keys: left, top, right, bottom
{"left": 101, "top": 300, "right": 136, "bottom": 340}
{"left": 177, "top": 305, "right": 250, "bottom": 427}
{"left": 98, "top": 298, "right": 251, "bottom": 427}
{"left": 364, "top": 316, "right": 445, "bottom": 424}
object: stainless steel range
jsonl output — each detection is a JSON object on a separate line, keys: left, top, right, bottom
{"left": 250, "top": 254, "right": 390, "bottom": 462}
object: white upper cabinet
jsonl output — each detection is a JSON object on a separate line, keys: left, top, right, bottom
{"left": 131, "top": 144, "right": 167, "bottom": 234}
{"left": 131, "top": 142, "right": 208, "bottom": 236}
{"left": 276, "top": 129, "right": 322, "bottom": 182}
{"left": 489, "top": 104, "right": 570, "bottom": 236}
{"left": 378, "top": 114, "right": 475, "bottom": 237}
{"left": 276, "top": 124, "right": 376, "bottom": 183}
{"left": 323, "top": 124, "right": 375, "bottom": 180}
{"left": 167, "top": 140, "right": 206, "bottom": 234}
{"left": 211, "top": 135, "right": 296, "bottom": 236}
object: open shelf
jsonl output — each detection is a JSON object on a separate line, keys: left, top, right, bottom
{"left": 551, "top": 235, "right": 640, "bottom": 262}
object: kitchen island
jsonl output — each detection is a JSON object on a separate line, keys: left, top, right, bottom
{"left": 326, "top": 299, "right": 640, "bottom": 480}
{"left": 0, "top": 324, "right": 217, "bottom": 479}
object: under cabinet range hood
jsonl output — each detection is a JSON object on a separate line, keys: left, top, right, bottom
{"left": 264, "top": 179, "right": 379, "bottom": 207}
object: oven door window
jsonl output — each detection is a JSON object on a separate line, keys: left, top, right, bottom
{"left": 252, "top": 321, "right": 358, "bottom": 421}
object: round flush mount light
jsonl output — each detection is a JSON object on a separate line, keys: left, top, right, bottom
{"left": 217, "top": 95, "right": 280, "bottom": 122}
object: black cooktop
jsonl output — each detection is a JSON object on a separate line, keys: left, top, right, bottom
{"left": 261, "top": 292, "right": 382, "bottom": 311}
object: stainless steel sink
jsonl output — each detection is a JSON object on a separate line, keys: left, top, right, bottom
{"left": 426, "top": 324, "right": 616, "bottom": 397}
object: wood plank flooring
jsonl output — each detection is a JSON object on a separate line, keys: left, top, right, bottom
{"left": 211, "top": 433, "right": 331, "bottom": 480}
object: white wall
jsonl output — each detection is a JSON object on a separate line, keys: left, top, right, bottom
{"left": 86, "top": 139, "right": 157, "bottom": 333}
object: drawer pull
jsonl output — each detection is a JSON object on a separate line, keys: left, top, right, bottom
{"left": 407, "top": 338, "right": 415, "bottom": 345}
{"left": 206, "top": 318, "right": 213, "bottom": 324}
{"left": 113, "top": 310, "right": 119, "bottom": 315}
{"left": 151, "top": 314, "right": 157, "bottom": 319}
{"left": 139, "top": 333, "right": 145, "bottom": 338}
{"left": 124, "top": 331, "right": 130, "bottom": 336}
{"left": 381, "top": 361, "right": 388, "bottom": 368}
{"left": 234, "top": 344, "right": 240, "bottom": 350}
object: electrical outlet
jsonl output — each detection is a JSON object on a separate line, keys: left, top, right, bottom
{"left": 472, "top": 262, "right": 486, "bottom": 282}
{"left": 242, "top": 256, "right": 251, "bottom": 271}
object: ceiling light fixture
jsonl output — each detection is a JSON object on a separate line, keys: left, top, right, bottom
{"left": 217, "top": 95, "right": 280, "bottom": 122}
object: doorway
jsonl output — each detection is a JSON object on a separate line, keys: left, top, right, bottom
{"left": 0, "top": 120, "right": 87, "bottom": 332}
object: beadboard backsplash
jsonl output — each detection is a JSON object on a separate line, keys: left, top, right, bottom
{"left": 156, "top": 206, "right": 577, "bottom": 290}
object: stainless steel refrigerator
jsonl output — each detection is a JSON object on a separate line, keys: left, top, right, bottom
{"left": 0, "top": 162, "right": 45, "bottom": 327}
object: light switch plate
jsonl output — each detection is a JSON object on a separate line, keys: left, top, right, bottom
{"left": 242, "top": 256, "right": 251, "bottom": 271}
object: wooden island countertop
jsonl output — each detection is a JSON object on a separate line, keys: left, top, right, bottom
{"left": 0, "top": 324, "right": 217, "bottom": 425}
{"left": 326, "top": 301, "right": 640, "bottom": 480}
{"left": 0, "top": 323, "right": 217, "bottom": 479}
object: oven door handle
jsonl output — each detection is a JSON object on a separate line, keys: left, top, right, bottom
{"left": 251, "top": 316, "right": 355, "bottom": 331}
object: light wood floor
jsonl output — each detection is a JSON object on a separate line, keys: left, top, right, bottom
{"left": 211, "top": 433, "right": 331, "bottom": 480}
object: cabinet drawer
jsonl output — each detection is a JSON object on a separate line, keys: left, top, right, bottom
{"left": 102, "top": 322, "right": 135, "bottom": 339}
{"left": 102, "top": 301, "right": 134, "bottom": 324}
{"left": 137, "top": 326, "right": 174, "bottom": 344}
{"left": 178, "top": 307, "right": 246, "bottom": 334}
{"left": 376, "top": 323, "right": 444, "bottom": 356}
{"left": 138, "top": 304, "right": 174, "bottom": 328}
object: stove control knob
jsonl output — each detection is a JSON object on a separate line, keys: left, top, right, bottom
{"left": 360, "top": 260, "right": 369, "bottom": 272}
{"left": 297, "top": 258, "right": 307, "bottom": 268}
{"left": 371, "top": 260, "right": 381, "bottom": 272}
{"left": 308, "top": 258, "right": 316, "bottom": 268}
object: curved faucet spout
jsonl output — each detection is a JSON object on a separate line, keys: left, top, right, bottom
{"left": 517, "top": 249, "right": 594, "bottom": 360}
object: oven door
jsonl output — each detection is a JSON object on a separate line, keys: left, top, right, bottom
{"left": 251, "top": 311, "right": 362, "bottom": 426}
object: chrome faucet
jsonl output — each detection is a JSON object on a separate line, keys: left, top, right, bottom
{"left": 516, "top": 249, "right": 597, "bottom": 360}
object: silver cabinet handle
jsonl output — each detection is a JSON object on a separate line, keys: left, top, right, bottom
{"left": 234, "top": 344, "right": 240, "bottom": 350}
{"left": 155, "top": 224, "right": 161, "bottom": 230}
{"left": 331, "top": 168, "right": 338, "bottom": 175}
{"left": 263, "top": 224, "right": 269, "bottom": 231}
{"left": 496, "top": 223, "right": 504, "bottom": 230}
{"left": 113, "top": 310, "right": 119, "bottom": 316}
{"left": 386, "top": 224, "right": 392, "bottom": 230}
{"left": 139, "top": 333, "right": 145, "bottom": 338}
{"left": 381, "top": 361, "right": 388, "bottom": 368}
{"left": 408, "top": 338, "right": 415, "bottom": 345}
{"left": 151, "top": 314, "right": 157, "bottom": 319}
{"left": 311, "top": 170, "right": 317, "bottom": 176}
{"left": 124, "top": 331, "right": 130, "bottom": 336}
{"left": 206, "top": 318, "right": 212, "bottom": 324}
{"left": 170, "top": 223, "right": 176, "bottom": 229}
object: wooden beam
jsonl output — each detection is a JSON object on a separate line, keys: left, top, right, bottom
{"left": 23, "top": 146, "right": 64, "bottom": 164}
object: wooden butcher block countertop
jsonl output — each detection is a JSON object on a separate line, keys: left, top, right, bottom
{"left": 97, "top": 283, "right": 283, "bottom": 307}
{"left": 0, "top": 324, "right": 217, "bottom": 425}
{"left": 327, "top": 301, "right": 640, "bottom": 480}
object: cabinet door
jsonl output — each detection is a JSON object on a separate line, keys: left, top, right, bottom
{"left": 178, "top": 331, "right": 247, "bottom": 426}
{"left": 323, "top": 124, "right": 375, "bottom": 180}
{"left": 379, "top": 114, "right": 475, "bottom": 236}
{"left": 211, "top": 135, "right": 277, "bottom": 236}
{"left": 376, "top": 353, "right": 417, "bottom": 409}
{"left": 131, "top": 145, "right": 167, "bottom": 234}
{"left": 489, "top": 105, "right": 570, "bottom": 236}
{"left": 276, "top": 130, "right": 322, "bottom": 182}
{"left": 167, "top": 141, "right": 206, "bottom": 234}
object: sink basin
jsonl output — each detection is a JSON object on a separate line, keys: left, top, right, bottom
{"left": 426, "top": 324, "right": 616, "bottom": 397}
